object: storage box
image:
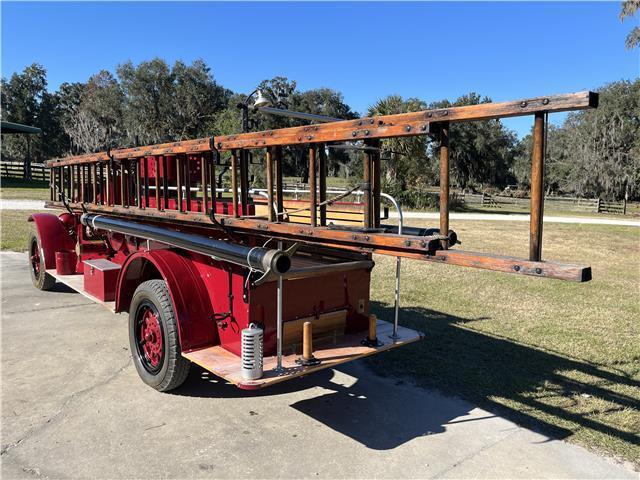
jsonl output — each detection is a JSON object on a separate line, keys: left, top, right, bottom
{"left": 83, "top": 259, "right": 121, "bottom": 302}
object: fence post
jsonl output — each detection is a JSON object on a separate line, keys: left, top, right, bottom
{"left": 597, "top": 198, "right": 602, "bottom": 214}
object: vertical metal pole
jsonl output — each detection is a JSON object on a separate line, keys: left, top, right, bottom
{"left": 266, "top": 148, "right": 275, "bottom": 222}
{"left": 240, "top": 150, "right": 249, "bottom": 216}
{"left": 231, "top": 150, "right": 239, "bottom": 217}
{"left": 80, "top": 164, "right": 86, "bottom": 203}
{"left": 363, "top": 148, "right": 372, "bottom": 228}
{"left": 70, "top": 165, "right": 75, "bottom": 202}
{"left": 201, "top": 155, "right": 209, "bottom": 215}
{"left": 120, "top": 162, "right": 126, "bottom": 207}
{"left": 142, "top": 157, "right": 149, "bottom": 208}
{"left": 176, "top": 155, "right": 183, "bottom": 212}
{"left": 530, "top": 112, "right": 545, "bottom": 261}
{"left": 276, "top": 240, "right": 284, "bottom": 372}
{"left": 318, "top": 144, "right": 327, "bottom": 226}
{"left": 93, "top": 163, "right": 98, "bottom": 204}
{"left": 99, "top": 163, "right": 104, "bottom": 205}
{"left": 154, "top": 157, "right": 161, "bottom": 211}
{"left": 309, "top": 145, "right": 317, "bottom": 227}
{"left": 439, "top": 123, "right": 450, "bottom": 249}
{"left": 275, "top": 147, "right": 284, "bottom": 221}
{"left": 210, "top": 151, "right": 217, "bottom": 216}
{"left": 162, "top": 156, "right": 169, "bottom": 210}
{"left": 106, "top": 162, "right": 112, "bottom": 205}
{"left": 371, "top": 139, "right": 381, "bottom": 228}
{"left": 381, "top": 193, "right": 403, "bottom": 341}
{"left": 57, "top": 167, "right": 62, "bottom": 202}
{"left": 185, "top": 155, "right": 192, "bottom": 212}
{"left": 135, "top": 160, "right": 141, "bottom": 207}
{"left": 49, "top": 166, "right": 54, "bottom": 201}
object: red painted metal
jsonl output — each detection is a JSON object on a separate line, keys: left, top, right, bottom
{"left": 28, "top": 213, "right": 76, "bottom": 269}
{"left": 55, "top": 251, "right": 77, "bottom": 275}
{"left": 115, "top": 249, "right": 219, "bottom": 352}
{"left": 83, "top": 259, "right": 121, "bottom": 302}
{"left": 139, "top": 306, "right": 163, "bottom": 369}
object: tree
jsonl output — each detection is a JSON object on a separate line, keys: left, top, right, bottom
{"left": 1, "top": 63, "right": 54, "bottom": 172}
{"left": 172, "top": 59, "right": 231, "bottom": 139}
{"left": 428, "top": 93, "right": 519, "bottom": 190}
{"left": 620, "top": 0, "right": 640, "bottom": 49}
{"left": 516, "top": 80, "right": 640, "bottom": 200}
{"left": 60, "top": 71, "right": 125, "bottom": 153}
{"left": 367, "top": 95, "right": 430, "bottom": 190}
{"left": 117, "top": 58, "right": 176, "bottom": 144}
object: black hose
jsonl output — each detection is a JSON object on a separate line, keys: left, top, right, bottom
{"left": 80, "top": 214, "right": 291, "bottom": 274}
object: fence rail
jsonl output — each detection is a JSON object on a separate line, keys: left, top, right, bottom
{"left": 0, "top": 162, "right": 629, "bottom": 215}
{"left": 461, "top": 192, "right": 626, "bottom": 214}
{"left": 0, "top": 161, "right": 49, "bottom": 182}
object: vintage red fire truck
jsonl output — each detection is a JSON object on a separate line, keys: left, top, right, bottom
{"left": 28, "top": 91, "right": 597, "bottom": 391}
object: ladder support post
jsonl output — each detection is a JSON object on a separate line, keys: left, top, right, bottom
{"left": 309, "top": 145, "right": 317, "bottom": 227}
{"left": 530, "top": 112, "right": 545, "bottom": 261}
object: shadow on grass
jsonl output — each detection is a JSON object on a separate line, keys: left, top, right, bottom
{"left": 0, "top": 177, "right": 49, "bottom": 189}
{"left": 366, "top": 302, "right": 639, "bottom": 447}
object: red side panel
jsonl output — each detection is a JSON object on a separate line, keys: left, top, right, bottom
{"left": 116, "top": 249, "right": 218, "bottom": 352}
{"left": 28, "top": 213, "right": 76, "bottom": 269}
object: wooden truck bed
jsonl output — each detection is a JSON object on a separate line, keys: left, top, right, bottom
{"left": 183, "top": 319, "right": 422, "bottom": 390}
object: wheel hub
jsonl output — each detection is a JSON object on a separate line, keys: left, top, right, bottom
{"left": 139, "top": 307, "right": 163, "bottom": 370}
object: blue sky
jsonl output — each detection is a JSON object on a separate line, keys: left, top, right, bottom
{"left": 2, "top": 1, "right": 638, "bottom": 137}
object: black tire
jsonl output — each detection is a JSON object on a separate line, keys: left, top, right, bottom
{"left": 129, "top": 279, "right": 190, "bottom": 392}
{"left": 28, "top": 232, "right": 56, "bottom": 291}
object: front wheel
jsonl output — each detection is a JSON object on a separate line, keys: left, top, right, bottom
{"left": 28, "top": 232, "right": 55, "bottom": 291}
{"left": 129, "top": 279, "right": 190, "bottom": 392}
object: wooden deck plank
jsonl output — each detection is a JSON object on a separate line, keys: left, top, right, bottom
{"left": 182, "top": 319, "right": 423, "bottom": 389}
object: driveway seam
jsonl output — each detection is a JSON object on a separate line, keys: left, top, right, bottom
{"left": 429, "top": 426, "right": 522, "bottom": 479}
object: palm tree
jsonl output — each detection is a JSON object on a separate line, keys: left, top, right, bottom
{"left": 367, "top": 95, "right": 429, "bottom": 188}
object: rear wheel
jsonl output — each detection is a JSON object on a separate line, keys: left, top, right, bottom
{"left": 28, "top": 232, "right": 55, "bottom": 291}
{"left": 129, "top": 279, "right": 190, "bottom": 392}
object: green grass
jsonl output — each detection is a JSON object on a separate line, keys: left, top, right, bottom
{"left": 367, "top": 219, "right": 640, "bottom": 465}
{"left": 0, "top": 210, "right": 48, "bottom": 251}
{"left": 452, "top": 203, "right": 640, "bottom": 219}
{"left": 0, "top": 177, "right": 49, "bottom": 200}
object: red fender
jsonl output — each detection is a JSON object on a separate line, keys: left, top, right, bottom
{"left": 115, "top": 249, "right": 217, "bottom": 352}
{"left": 28, "top": 213, "right": 76, "bottom": 269}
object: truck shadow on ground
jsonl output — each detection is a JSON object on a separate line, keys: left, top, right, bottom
{"left": 179, "top": 364, "right": 475, "bottom": 450}
{"left": 175, "top": 303, "right": 638, "bottom": 450}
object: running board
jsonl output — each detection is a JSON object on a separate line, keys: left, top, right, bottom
{"left": 182, "top": 319, "right": 423, "bottom": 390}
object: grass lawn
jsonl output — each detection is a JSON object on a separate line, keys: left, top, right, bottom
{"left": 0, "top": 210, "right": 49, "bottom": 251}
{"left": 367, "top": 218, "right": 640, "bottom": 465}
{"left": 0, "top": 177, "right": 49, "bottom": 201}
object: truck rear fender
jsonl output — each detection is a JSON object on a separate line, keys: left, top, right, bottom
{"left": 27, "top": 213, "right": 76, "bottom": 269}
{"left": 116, "top": 250, "right": 217, "bottom": 352}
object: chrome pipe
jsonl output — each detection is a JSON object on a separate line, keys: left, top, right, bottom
{"left": 381, "top": 193, "right": 403, "bottom": 341}
{"left": 81, "top": 213, "right": 291, "bottom": 275}
{"left": 276, "top": 240, "right": 284, "bottom": 372}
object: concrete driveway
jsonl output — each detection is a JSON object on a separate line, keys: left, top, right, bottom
{"left": 1, "top": 252, "right": 635, "bottom": 479}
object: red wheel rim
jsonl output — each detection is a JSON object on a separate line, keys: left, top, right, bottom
{"left": 135, "top": 303, "right": 164, "bottom": 374}
{"left": 30, "top": 240, "right": 41, "bottom": 277}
